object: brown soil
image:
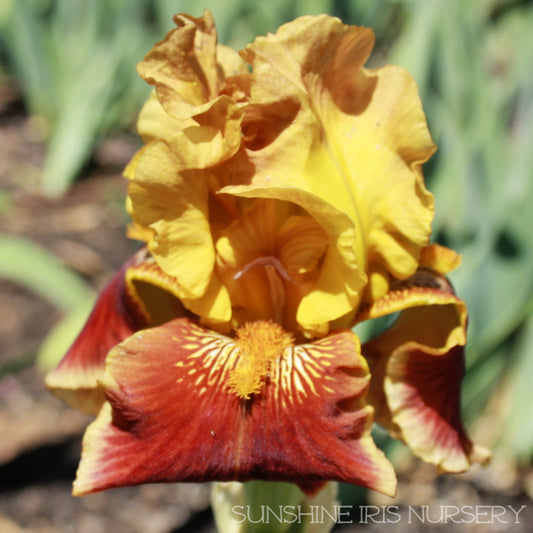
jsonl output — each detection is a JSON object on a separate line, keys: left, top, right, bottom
{"left": 0, "top": 86, "right": 530, "bottom": 533}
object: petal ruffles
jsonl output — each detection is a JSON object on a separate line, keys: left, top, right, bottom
{"left": 216, "top": 199, "right": 329, "bottom": 332}
{"left": 73, "top": 318, "right": 396, "bottom": 497}
{"left": 226, "top": 14, "right": 436, "bottom": 317}
{"left": 127, "top": 13, "right": 437, "bottom": 334}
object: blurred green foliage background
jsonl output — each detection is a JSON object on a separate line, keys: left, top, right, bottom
{"left": 0, "top": 0, "right": 532, "bottom": 467}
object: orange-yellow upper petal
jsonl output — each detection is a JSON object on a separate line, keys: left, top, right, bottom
{"left": 221, "top": 15, "right": 435, "bottom": 329}
{"left": 125, "top": 13, "right": 436, "bottom": 334}
{"left": 126, "top": 140, "right": 231, "bottom": 323}
{"left": 138, "top": 11, "right": 223, "bottom": 119}
{"left": 134, "top": 11, "right": 246, "bottom": 171}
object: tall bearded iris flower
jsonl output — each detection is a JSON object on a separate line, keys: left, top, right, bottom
{"left": 47, "top": 9, "right": 490, "bottom": 518}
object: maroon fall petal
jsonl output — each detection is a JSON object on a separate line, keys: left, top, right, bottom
{"left": 384, "top": 342, "right": 491, "bottom": 472}
{"left": 73, "top": 318, "right": 397, "bottom": 497}
{"left": 46, "top": 251, "right": 150, "bottom": 414}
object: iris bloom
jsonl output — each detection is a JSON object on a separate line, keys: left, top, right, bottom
{"left": 47, "top": 11, "right": 489, "bottom": 502}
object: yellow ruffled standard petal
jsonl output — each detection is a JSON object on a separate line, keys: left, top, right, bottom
{"left": 126, "top": 140, "right": 231, "bottom": 323}
{"left": 135, "top": 11, "right": 246, "bottom": 169}
{"left": 138, "top": 11, "right": 221, "bottom": 118}
{"left": 135, "top": 91, "right": 187, "bottom": 143}
{"left": 224, "top": 15, "right": 435, "bottom": 325}
{"left": 129, "top": 93, "right": 243, "bottom": 189}
{"left": 343, "top": 64, "right": 436, "bottom": 279}
{"left": 128, "top": 141, "right": 211, "bottom": 295}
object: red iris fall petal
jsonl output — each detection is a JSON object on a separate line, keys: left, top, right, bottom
{"left": 73, "top": 318, "right": 397, "bottom": 497}
{"left": 361, "top": 271, "right": 491, "bottom": 472}
{"left": 385, "top": 342, "right": 489, "bottom": 472}
{"left": 46, "top": 251, "right": 151, "bottom": 414}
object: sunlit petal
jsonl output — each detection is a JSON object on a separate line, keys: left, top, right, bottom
{"left": 219, "top": 15, "right": 434, "bottom": 330}
{"left": 358, "top": 274, "right": 467, "bottom": 350}
{"left": 419, "top": 243, "right": 462, "bottom": 275}
{"left": 138, "top": 10, "right": 222, "bottom": 118}
{"left": 135, "top": 10, "right": 245, "bottom": 169}
{"left": 128, "top": 143, "right": 210, "bottom": 292}
{"left": 278, "top": 215, "right": 329, "bottom": 279}
{"left": 384, "top": 342, "right": 491, "bottom": 472}
{"left": 221, "top": 183, "right": 363, "bottom": 335}
{"left": 73, "top": 319, "right": 396, "bottom": 497}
